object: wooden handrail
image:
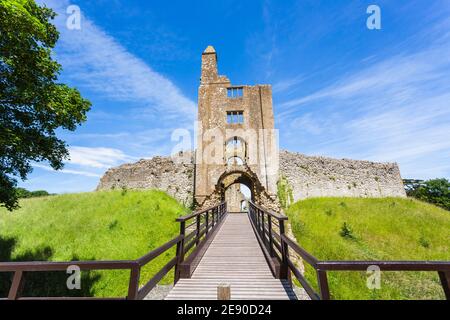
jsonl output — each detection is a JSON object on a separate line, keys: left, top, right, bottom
{"left": 176, "top": 202, "right": 226, "bottom": 222}
{"left": 0, "top": 260, "right": 137, "bottom": 272}
{"left": 176, "top": 202, "right": 228, "bottom": 280}
{"left": 317, "top": 260, "right": 450, "bottom": 272}
{"left": 248, "top": 200, "right": 288, "bottom": 221}
{"left": 248, "top": 201, "right": 450, "bottom": 301}
{"left": 137, "top": 235, "right": 184, "bottom": 266}
{"left": 281, "top": 234, "right": 319, "bottom": 267}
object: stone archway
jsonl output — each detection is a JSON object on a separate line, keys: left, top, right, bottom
{"left": 199, "top": 165, "right": 280, "bottom": 213}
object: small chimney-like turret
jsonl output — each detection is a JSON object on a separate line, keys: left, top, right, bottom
{"left": 201, "top": 46, "right": 218, "bottom": 84}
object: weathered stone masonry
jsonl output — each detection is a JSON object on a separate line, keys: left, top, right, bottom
{"left": 96, "top": 46, "right": 406, "bottom": 207}
{"left": 280, "top": 150, "right": 406, "bottom": 201}
{"left": 97, "top": 156, "right": 195, "bottom": 208}
{"left": 97, "top": 151, "right": 406, "bottom": 208}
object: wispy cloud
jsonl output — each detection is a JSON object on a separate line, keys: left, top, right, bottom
{"left": 278, "top": 29, "right": 450, "bottom": 179}
{"left": 272, "top": 75, "right": 305, "bottom": 94}
{"left": 33, "top": 164, "right": 101, "bottom": 178}
{"left": 68, "top": 146, "right": 135, "bottom": 169}
{"left": 32, "top": 145, "right": 134, "bottom": 178}
{"left": 39, "top": 0, "right": 196, "bottom": 122}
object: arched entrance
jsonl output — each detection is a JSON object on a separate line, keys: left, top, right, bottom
{"left": 198, "top": 165, "right": 280, "bottom": 214}
{"left": 218, "top": 170, "right": 256, "bottom": 213}
{"left": 224, "top": 182, "right": 251, "bottom": 213}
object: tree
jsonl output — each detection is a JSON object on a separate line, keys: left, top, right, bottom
{"left": 0, "top": 0, "right": 91, "bottom": 210}
{"left": 15, "top": 187, "right": 50, "bottom": 198}
{"left": 407, "top": 178, "right": 450, "bottom": 211}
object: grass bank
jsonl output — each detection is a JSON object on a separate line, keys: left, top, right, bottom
{"left": 0, "top": 189, "right": 188, "bottom": 298}
{"left": 286, "top": 197, "right": 450, "bottom": 300}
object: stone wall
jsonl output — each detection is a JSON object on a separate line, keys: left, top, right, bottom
{"left": 97, "top": 155, "right": 195, "bottom": 208}
{"left": 279, "top": 150, "right": 406, "bottom": 201}
{"left": 96, "top": 150, "right": 407, "bottom": 210}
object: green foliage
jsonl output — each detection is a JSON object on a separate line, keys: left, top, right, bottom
{"left": 0, "top": 190, "right": 189, "bottom": 298}
{"left": 339, "top": 222, "right": 355, "bottom": 240}
{"left": 277, "top": 175, "right": 294, "bottom": 209}
{"left": 406, "top": 179, "right": 450, "bottom": 211}
{"left": 419, "top": 235, "right": 430, "bottom": 249}
{"left": 0, "top": 0, "right": 91, "bottom": 210}
{"left": 287, "top": 197, "right": 450, "bottom": 300}
{"left": 15, "top": 187, "right": 50, "bottom": 199}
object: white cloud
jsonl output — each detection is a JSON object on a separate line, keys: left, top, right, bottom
{"left": 32, "top": 145, "right": 134, "bottom": 178}
{"left": 38, "top": 0, "right": 196, "bottom": 122}
{"left": 278, "top": 34, "right": 450, "bottom": 179}
{"left": 272, "top": 75, "right": 305, "bottom": 94}
{"left": 68, "top": 146, "right": 134, "bottom": 169}
{"left": 33, "top": 164, "right": 101, "bottom": 178}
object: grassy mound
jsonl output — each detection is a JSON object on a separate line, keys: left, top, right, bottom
{"left": 0, "top": 190, "right": 188, "bottom": 298}
{"left": 286, "top": 197, "right": 450, "bottom": 300}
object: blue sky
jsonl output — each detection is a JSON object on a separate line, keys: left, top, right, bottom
{"left": 22, "top": 0, "right": 450, "bottom": 193}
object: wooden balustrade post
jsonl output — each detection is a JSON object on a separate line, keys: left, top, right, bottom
{"left": 127, "top": 264, "right": 141, "bottom": 300}
{"left": 279, "top": 219, "right": 289, "bottom": 280}
{"left": 218, "top": 283, "right": 231, "bottom": 300}
{"left": 256, "top": 209, "right": 260, "bottom": 230}
{"left": 268, "top": 216, "right": 274, "bottom": 257}
{"left": 196, "top": 215, "right": 201, "bottom": 246}
{"left": 317, "top": 270, "right": 331, "bottom": 300}
{"left": 215, "top": 207, "right": 219, "bottom": 224}
{"left": 205, "top": 211, "right": 209, "bottom": 235}
{"left": 261, "top": 212, "right": 266, "bottom": 244}
{"left": 439, "top": 271, "right": 450, "bottom": 300}
{"left": 174, "top": 221, "right": 186, "bottom": 284}
{"left": 212, "top": 208, "right": 215, "bottom": 228}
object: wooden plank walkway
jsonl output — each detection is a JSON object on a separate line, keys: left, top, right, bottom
{"left": 166, "top": 214, "right": 296, "bottom": 300}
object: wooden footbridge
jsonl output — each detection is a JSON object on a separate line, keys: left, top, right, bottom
{"left": 166, "top": 213, "right": 295, "bottom": 300}
{"left": 1, "top": 202, "right": 449, "bottom": 300}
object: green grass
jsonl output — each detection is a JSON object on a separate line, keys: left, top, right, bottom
{"left": 0, "top": 190, "right": 188, "bottom": 298}
{"left": 286, "top": 197, "right": 450, "bottom": 300}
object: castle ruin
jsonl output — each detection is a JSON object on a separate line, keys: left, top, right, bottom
{"left": 195, "top": 46, "right": 279, "bottom": 210}
{"left": 97, "top": 46, "right": 406, "bottom": 209}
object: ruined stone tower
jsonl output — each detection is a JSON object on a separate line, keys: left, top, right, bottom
{"left": 194, "top": 46, "right": 279, "bottom": 209}
{"left": 95, "top": 47, "right": 407, "bottom": 208}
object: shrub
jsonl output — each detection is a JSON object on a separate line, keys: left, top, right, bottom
{"left": 419, "top": 236, "right": 430, "bottom": 249}
{"left": 339, "top": 222, "right": 355, "bottom": 240}
{"left": 406, "top": 178, "right": 450, "bottom": 211}
{"left": 15, "top": 188, "right": 50, "bottom": 199}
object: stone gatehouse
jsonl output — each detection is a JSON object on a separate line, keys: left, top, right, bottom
{"left": 97, "top": 46, "right": 407, "bottom": 210}
{"left": 195, "top": 46, "right": 279, "bottom": 210}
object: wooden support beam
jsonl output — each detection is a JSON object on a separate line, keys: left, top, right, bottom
{"left": 8, "top": 271, "right": 25, "bottom": 300}
{"left": 439, "top": 271, "right": 450, "bottom": 300}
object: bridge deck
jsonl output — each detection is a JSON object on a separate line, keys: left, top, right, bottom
{"left": 165, "top": 214, "right": 296, "bottom": 300}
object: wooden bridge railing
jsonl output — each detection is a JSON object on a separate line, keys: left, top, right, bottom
{"left": 175, "top": 202, "right": 227, "bottom": 280}
{"left": 0, "top": 202, "right": 227, "bottom": 300}
{"left": 248, "top": 201, "right": 289, "bottom": 279}
{"left": 248, "top": 201, "right": 450, "bottom": 300}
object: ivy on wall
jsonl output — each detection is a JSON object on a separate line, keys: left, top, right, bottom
{"left": 277, "top": 175, "right": 294, "bottom": 210}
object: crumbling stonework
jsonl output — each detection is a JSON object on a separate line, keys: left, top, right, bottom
{"left": 96, "top": 47, "right": 407, "bottom": 210}
{"left": 97, "top": 155, "right": 195, "bottom": 208}
{"left": 279, "top": 150, "right": 406, "bottom": 201}
{"left": 96, "top": 150, "right": 406, "bottom": 209}
{"left": 195, "top": 46, "right": 278, "bottom": 207}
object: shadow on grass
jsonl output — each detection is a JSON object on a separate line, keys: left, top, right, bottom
{"left": 0, "top": 236, "right": 101, "bottom": 298}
